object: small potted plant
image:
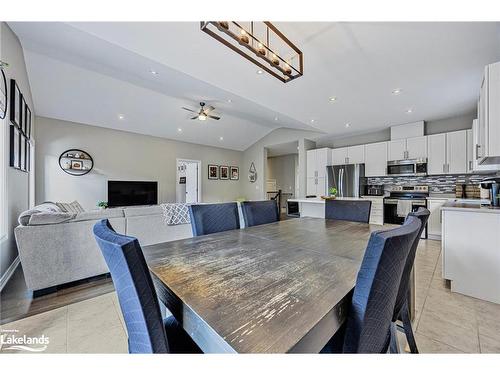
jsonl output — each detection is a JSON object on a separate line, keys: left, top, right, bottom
{"left": 328, "top": 187, "right": 337, "bottom": 199}
{"left": 97, "top": 201, "right": 108, "bottom": 210}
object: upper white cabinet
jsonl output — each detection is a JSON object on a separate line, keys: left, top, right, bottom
{"left": 306, "top": 148, "right": 331, "bottom": 196}
{"left": 364, "top": 142, "right": 388, "bottom": 177}
{"left": 428, "top": 131, "right": 467, "bottom": 175}
{"left": 468, "top": 120, "right": 500, "bottom": 172}
{"left": 477, "top": 61, "right": 500, "bottom": 165}
{"left": 388, "top": 136, "right": 427, "bottom": 161}
{"left": 427, "top": 134, "right": 447, "bottom": 175}
{"left": 331, "top": 145, "right": 365, "bottom": 165}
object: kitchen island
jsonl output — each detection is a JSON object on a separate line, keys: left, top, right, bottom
{"left": 442, "top": 201, "right": 500, "bottom": 303}
{"left": 288, "top": 196, "right": 385, "bottom": 225}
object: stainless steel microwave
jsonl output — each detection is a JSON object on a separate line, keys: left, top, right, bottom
{"left": 387, "top": 158, "right": 427, "bottom": 177}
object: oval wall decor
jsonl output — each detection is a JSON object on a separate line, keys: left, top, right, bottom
{"left": 59, "top": 149, "right": 94, "bottom": 176}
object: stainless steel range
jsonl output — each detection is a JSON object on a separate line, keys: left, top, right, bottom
{"left": 384, "top": 185, "right": 429, "bottom": 238}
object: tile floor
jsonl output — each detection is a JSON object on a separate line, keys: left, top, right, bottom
{"left": 1, "top": 239, "right": 499, "bottom": 354}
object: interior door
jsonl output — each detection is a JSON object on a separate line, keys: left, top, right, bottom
{"left": 185, "top": 162, "right": 199, "bottom": 203}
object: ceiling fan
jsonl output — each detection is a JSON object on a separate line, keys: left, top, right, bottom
{"left": 182, "top": 102, "right": 220, "bottom": 121}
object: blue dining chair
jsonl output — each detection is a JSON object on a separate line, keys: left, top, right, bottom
{"left": 325, "top": 199, "right": 372, "bottom": 223}
{"left": 241, "top": 200, "right": 279, "bottom": 227}
{"left": 322, "top": 215, "right": 421, "bottom": 353}
{"left": 188, "top": 202, "right": 240, "bottom": 236}
{"left": 390, "top": 207, "right": 431, "bottom": 354}
{"left": 93, "top": 219, "right": 201, "bottom": 354}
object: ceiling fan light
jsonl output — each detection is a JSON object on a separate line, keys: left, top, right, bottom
{"left": 198, "top": 114, "right": 207, "bottom": 121}
{"left": 257, "top": 43, "right": 266, "bottom": 56}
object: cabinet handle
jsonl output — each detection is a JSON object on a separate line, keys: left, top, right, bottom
{"left": 469, "top": 160, "right": 473, "bottom": 171}
{"left": 475, "top": 144, "right": 481, "bottom": 159}
{"left": 442, "top": 164, "right": 445, "bottom": 173}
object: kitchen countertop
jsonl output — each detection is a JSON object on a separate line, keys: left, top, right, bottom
{"left": 441, "top": 201, "right": 500, "bottom": 214}
{"left": 288, "top": 197, "right": 373, "bottom": 204}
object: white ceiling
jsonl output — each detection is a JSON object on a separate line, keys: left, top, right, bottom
{"left": 9, "top": 22, "right": 500, "bottom": 151}
{"left": 266, "top": 141, "right": 299, "bottom": 157}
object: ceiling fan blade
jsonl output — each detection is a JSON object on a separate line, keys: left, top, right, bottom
{"left": 190, "top": 116, "right": 199, "bottom": 120}
{"left": 205, "top": 105, "right": 215, "bottom": 113}
{"left": 208, "top": 115, "right": 221, "bottom": 120}
{"left": 182, "top": 107, "right": 197, "bottom": 113}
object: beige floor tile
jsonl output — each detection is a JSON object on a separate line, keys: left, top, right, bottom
{"left": 416, "top": 308, "right": 479, "bottom": 353}
{"left": 414, "top": 333, "right": 464, "bottom": 353}
{"left": 479, "top": 334, "right": 500, "bottom": 353}
{"left": 475, "top": 299, "right": 500, "bottom": 339}
{"left": 67, "top": 323, "right": 128, "bottom": 353}
{"left": 0, "top": 307, "right": 67, "bottom": 353}
{"left": 67, "top": 292, "right": 122, "bottom": 331}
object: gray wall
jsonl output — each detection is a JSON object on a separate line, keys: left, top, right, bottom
{"left": 316, "top": 112, "right": 476, "bottom": 149}
{"left": 35, "top": 116, "right": 244, "bottom": 210}
{"left": 242, "top": 128, "right": 322, "bottom": 200}
{"left": 267, "top": 154, "right": 298, "bottom": 195}
{"left": 1, "top": 23, "right": 35, "bottom": 281}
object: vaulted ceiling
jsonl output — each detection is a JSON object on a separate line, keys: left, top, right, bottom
{"left": 9, "top": 22, "right": 500, "bottom": 151}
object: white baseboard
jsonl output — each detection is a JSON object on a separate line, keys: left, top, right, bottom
{"left": 0, "top": 256, "right": 20, "bottom": 292}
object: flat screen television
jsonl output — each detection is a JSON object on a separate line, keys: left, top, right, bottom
{"left": 108, "top": 180, "right": 158, "bottom": 207}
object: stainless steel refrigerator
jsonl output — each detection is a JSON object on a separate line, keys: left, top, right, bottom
{"left": 327, "top": 164, "right": 365, "bottom": 198}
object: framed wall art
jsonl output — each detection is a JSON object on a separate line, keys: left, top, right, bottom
{"left": 24, "top": 103, "right": 32, "bottom": 139}
{"left": 230, "top": 166, "right": 239, "bottom": 180}
{"left": 10, "top": 79, "right": 22, "bottom": 128}
{"left": 208, "top": 164, "right": 218, "bottom": 180}
{"left": 0, "top": 69, "right": 7, "bottom": 120}
{"left": 220, "top": 166, "right": 229, "bottom": 180}
{"left": 9, "top": 125, "right": 21, "bottom": 169}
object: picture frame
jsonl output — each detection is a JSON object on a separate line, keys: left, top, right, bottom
{"left": 20, "top": 96, "right": 27, "bottom": 135}
{"left": 26, "top": 139, "right": 31, "bottom": 172}
{"left": 71, "top": 160, "right": 83, "bottom": 170}
{"left": 24, "top": 104, "right": 32, "bottom": 139}
{"left": 230, "top": 166, "right": 239, "bottom": 180}
{"left": 0, "top": 69, "right": 7, "bottom": 120}
{"left": 9, "top": 125, "right": 21, "bottom": 169}
{"left": 208, "top": 164, "right": 219, "bottom": 180}
{"left": 20, "top": 135, "right": 26, "bottom": 171}
{"left": 220, "top": 165, "right": 229, "bottom": 180}
{"left": 10, "top": 79, "right": 22, "bottom": 128}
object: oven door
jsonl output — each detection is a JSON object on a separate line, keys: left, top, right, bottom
{"left": 387, "top": 160, "right": 416, "bottom": 176}
{"left": 384, "top": 198, "right": 428, "bottom": 238}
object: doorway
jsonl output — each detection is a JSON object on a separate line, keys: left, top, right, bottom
{"left": 176, "top": 159, "right": 201, "bottom": 203}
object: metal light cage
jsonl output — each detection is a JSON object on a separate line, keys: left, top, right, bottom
{"left": 200, "top": 21, "right": 303, "bottom": 83}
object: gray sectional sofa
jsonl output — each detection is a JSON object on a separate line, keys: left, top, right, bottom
{"left": 14, "top": 205, "right": 193, "bottom": 292}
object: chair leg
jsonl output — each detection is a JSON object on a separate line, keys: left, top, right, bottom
{"left": 389, "top": 322, "right": 400, "bottom": 353}
{"left": 400, "top": 300, "right": 419, "bottom": 354}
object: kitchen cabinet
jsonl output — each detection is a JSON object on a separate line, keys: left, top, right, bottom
{"left": 468, "top": 120, "right": 500, "bottom": 172}
{"left": 331, "top": 145, "right": 365, "bottom": 165}
{"left": 477, "top": 61, "right": 500, "bottom": 165}
{"left": 428, "top": 198, "right": 447, "bottom": 239}
{"left": 361, "top": 196, "right": 384, "bottom": 225}
{"left": 427, "top": 131, "right": 467, "bottom": 175}
{"left": 306, "top": 148, "right": 331, "bottom": 196}
{"left": 388, "top": 136, "right": 427, "bottom": 161}
{"left": 364, "top": 142, "right": 388, "bottom": 177}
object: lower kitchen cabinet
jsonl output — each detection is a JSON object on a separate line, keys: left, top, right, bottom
{"left": 428, "top": 198, "right": 448, "bottom": 239}
{"left": 361, "top": 196, "right": 384, "bottom": 225}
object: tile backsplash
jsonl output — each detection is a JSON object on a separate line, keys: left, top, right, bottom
{"left": 366, "top": 173, "right": 498, "bottom": 194}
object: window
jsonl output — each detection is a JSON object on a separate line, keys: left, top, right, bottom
{"left": 0, "top": 114, "right": 7, "bottom": 240}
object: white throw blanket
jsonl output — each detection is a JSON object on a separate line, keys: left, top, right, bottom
{"left": 396, "top": 200, "right": 412, "bottom": 218}
{"left": 161, "top": 203, "right": 191, "bottom": 225}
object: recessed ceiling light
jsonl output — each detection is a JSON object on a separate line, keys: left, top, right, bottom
{"left": 219, "top": 136, "right": 224, "bottom": 141}
{"left": 310, "top": 119, "right": 315, "bottom": 123}
{"left": 177, "top": 128, "right": 182, "bottom": 132}
{"left": 150, "top": 69, "right": 158, "bottom": 75}
{"left": 274, "top": 117, "right": 279, "bottom": 121}
{"left": 392, "top": 88, "right": 402, "bottom": 95}
{"left": 256, "top": 70, "right": 263, "bottom": 75}
{"left": 227, "top": 99, "right": 232, "bottom": 103}
{"left": 345, "top": 123, "right": 350, "bottom": 128}
{"left": 406, "top": 108, "right": 413, "bottom": 114}
{"left": 118, "top": 115, "right": 124, "bottom": 120}
{"left": 329, "top": 97, "right": 337, "bottom": 102}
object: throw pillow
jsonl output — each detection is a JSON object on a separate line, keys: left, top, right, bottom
{"left": 56, "top": 200, "right": 85, "bottom": 214}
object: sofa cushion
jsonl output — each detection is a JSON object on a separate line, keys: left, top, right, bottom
{"left": 123, "top": 205, "right": 163, "bottom": 217}
{"left": 70, "top": 208, "right": 125, "bottom": 222}
{"left": 28, "top": 212, "right": 76, "bottom": 226}
{"left": 56, "top": 200, "right": 85, "bottom": 214}
{"left": 18, "top": 202, "right": 62, "bottom": 226}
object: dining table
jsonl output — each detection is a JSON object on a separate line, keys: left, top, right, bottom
{"left": 142, "top": 217, "right": 389, "bottom": 353}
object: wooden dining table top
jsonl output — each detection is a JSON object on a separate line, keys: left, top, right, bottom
{"left": 142, "top": 217, "right": 387, "bottom": 353}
